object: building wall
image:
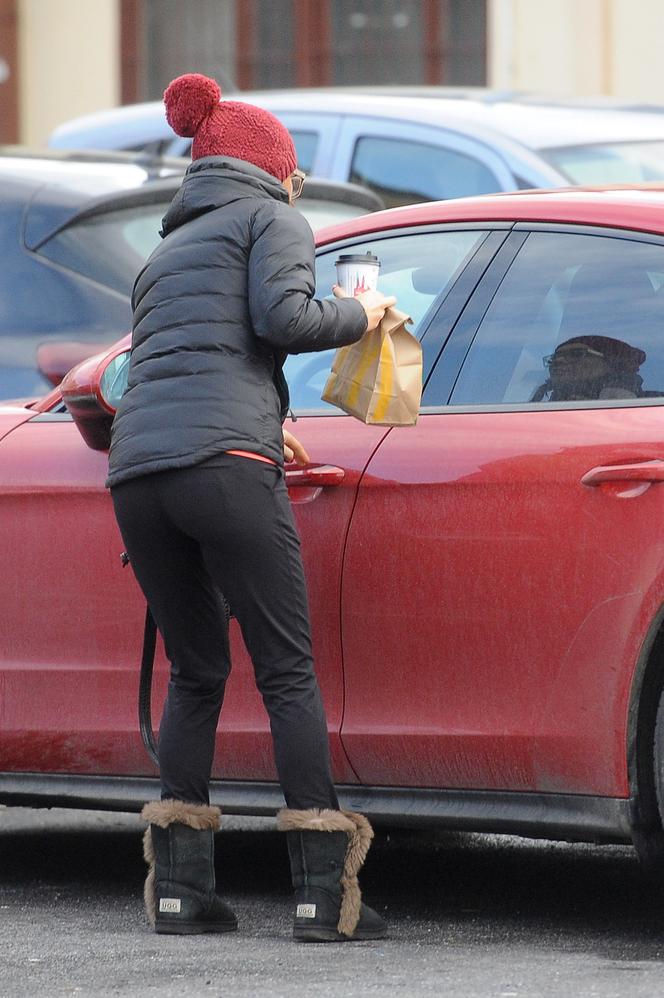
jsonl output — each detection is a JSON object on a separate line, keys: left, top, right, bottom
{"left": 18, "top": 0, "right": 119, "bottom": 145}
{"left": 11, "top": 0, "right": 664, "bottom": 146}
{"left": 488, "top": 0, "right": 664, "bottom": 103}
{"left": 611, "top": 0, "right": 664, "bottom": 100}
{"left": 0, "top": 0, "right": 19, "bottom": 143}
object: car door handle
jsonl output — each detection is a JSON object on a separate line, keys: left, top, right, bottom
{"left": 285, "top": 464, "right": 345, "bottom": 487}
{"left": 581, "top": 460, "right": 664, "bottom": 487}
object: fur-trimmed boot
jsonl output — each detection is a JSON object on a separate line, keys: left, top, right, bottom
{"left": 141, "top": 800, "right": 238, "bottom": 935}
{"left": 277, "top": 808, "right": 387, "bottom": 942}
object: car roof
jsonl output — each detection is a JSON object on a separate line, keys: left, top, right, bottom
{"left": 286, "top": 85, "right": 664, "bottom": 115}
{"left": 50, "top": 89, "right": 664, "bottom": 154}
{"left": 251, "top": 91, "right": 664, "bottom": 151}
{"left": 314, "top": 186, "right": 664, "bottom": 245}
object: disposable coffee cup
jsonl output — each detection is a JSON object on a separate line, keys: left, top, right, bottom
{"left": 335, "top": 252, "right": 380, "bottom": 297}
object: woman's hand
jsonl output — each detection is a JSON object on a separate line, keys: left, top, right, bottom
{"left": 283, "top": 427, "right": 309, "bottom": 466}
{"left": 333, "top": 285, "right": 397, "bottom": 332}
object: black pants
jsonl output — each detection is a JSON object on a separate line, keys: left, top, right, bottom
{"left": 111, "top": 453, "right": 339, "bottom": 811}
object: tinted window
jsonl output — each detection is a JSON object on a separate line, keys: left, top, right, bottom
{"left": 37, "top": 204, "right": 168, "bottom": 296}
{"left": 283, "top": 228, "right": 485, "bottom": 411}
{"left": 350, "top": 136, "right": 500, "bottom": 208}
{"left": 448, "top": 231, "right": 664, "bottom": 406}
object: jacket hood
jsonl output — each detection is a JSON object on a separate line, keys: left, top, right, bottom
{"left": 160, "top": 156, "right": 289, "bottom": 236}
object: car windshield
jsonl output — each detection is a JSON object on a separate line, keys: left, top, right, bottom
{"left": 543, "top": 140, "right": 664, "bottom": 184}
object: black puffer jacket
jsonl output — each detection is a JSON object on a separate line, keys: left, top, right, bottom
{"left": 106, "top": 156, "right": 366, "bottom": 488}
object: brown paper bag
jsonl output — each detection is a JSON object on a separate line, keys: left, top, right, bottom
{"left": 321, "top": 306, "right": 422, "bottom": 425}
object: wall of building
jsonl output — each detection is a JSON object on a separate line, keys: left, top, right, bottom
{"left": 610, "top": 0, "right": 664, "bottom": 101}
{"left": 488, "top": 0, "right": 664, "bottom": 103}
{"left": 18, "top": 0, "right": 119, "bottom": 145}
{"left": 10, "top": 0, "right": 664, "bottom": 146}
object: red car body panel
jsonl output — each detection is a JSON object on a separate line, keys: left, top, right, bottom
{"left": 0, "top": 408, "right": 38, "bottom": 441}
{"left": 0, "top": 414, "right": 387, "bottom": 785}
{"left": 5, "top": 188, "right": 664, "bottom": 827}
{"left": 341, "top": 408, "right": 664, "bottom": 796}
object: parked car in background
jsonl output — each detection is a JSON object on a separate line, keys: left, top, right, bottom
{"left": 0, "top": 152, "right": 183, "bottom": 399}
{"left": 0, "top": 152, "right": 381, "bottom": 399}
{"left": 50, "top": 87, "right": 664, "bottom": 205}
{"left": 5, "top": 185, "right": 664, "bottom": 868}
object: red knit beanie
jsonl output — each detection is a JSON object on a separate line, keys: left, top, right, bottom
{"left": 163, "top": 73, "right": 297, "bottom": 182}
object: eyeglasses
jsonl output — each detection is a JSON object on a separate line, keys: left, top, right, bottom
{"left": 544, "top": 345, "right": 605, "bottom": 367}
{"left": 290, "top": 169, "right": 306, "bottom": 200}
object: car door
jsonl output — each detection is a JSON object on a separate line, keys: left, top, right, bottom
{"left": 0, "top": 222, "right": 503, "bottom": 787}
{"left": 278, "top": 224, "right": 504, "bottom": 782}
{"left": 331, "top": 116, "right": 517, "bottom": 206}
{"left": 340, "top": 224, "right": 664, "bottom": 799}
{"left": 0, "top": 402, "right": 374, "bottom": 785}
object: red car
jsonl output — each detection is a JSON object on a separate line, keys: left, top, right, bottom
{"left": 4, "top": 188, "right": 664, "bottom": 864}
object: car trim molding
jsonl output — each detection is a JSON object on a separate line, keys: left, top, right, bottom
{"left": 0, "top": 773, "right": 632, "bottom": 843}
{"left": 512, "top": 220, "right": 664, "bottom": 245}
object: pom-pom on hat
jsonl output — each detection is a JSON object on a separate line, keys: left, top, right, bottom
{"left": 164, "top": 73, "right": 297, "bottom": 182}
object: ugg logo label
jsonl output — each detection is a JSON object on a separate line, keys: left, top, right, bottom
{"left": 159, "top": 898, "right": 181, "bottom": 913}
{"left": 296, "top": 903, "right": 317, "bottom": 919}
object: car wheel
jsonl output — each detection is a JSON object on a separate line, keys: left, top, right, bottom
{"left": 653, "top": 687, "right": 664, "bottom": 824}
{"left": 637, "top": 683, "right": 664, "bottom": 871}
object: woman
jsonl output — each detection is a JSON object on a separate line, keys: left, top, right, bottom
{"left": 107, "top": 73, "right": 394, "bottom": 941}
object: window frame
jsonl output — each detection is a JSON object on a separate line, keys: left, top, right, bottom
{"left": 331, "top": 115, "right": 517, "bottom": 200}
{"left": 422, "top": 222, "right": 664, "bottom": 413}
{"left": 283, "top": 223, "right": 510, "bottom": 416}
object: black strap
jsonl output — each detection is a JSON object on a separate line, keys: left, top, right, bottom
{"left": 137, "top": 593, "right": 232, "bottom": 768}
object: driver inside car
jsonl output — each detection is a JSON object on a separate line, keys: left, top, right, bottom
{"left": 530, "top": 334, "right": 647, "bottom": 402}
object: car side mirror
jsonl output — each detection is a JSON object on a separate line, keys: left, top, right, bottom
{"left": 60, "top": 345, "right": 131, "bottom": 450}
{"left": 36, "top": 341, "right": 109, "bottom": 388}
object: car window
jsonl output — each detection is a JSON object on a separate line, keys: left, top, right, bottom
{"left": 447, "top": 231, "right": 664, "bottom": 406}
{"left": 290, "top": 131, "right": 318, "bottom": 173}
{"left": 349, "top": 136, "right": 501, "bottom": 208}
{"left": 283, "top": 228, "right": 486, "bottom": 411}
{"left": 37, "top": 204, "right": 168, "bottom": 296}
{"left": 544, "top": 141, "right": 664, "bottom": 185}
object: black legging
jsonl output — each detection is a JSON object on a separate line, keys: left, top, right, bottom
{"left": 111, "top": 452, "right": 339, "bottom": 810}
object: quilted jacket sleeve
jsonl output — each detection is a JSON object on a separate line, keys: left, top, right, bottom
{"left": 247, "top": 202, "right": 367, "bottom": 353}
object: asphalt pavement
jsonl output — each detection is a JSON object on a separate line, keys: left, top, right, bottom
{"left": 2, "top": 807, "right": 664, "bottom": 998}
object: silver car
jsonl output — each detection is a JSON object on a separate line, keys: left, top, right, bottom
{"left": 50, "top": 87, "right": 664, "bottom": 206}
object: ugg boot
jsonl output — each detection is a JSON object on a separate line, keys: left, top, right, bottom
{"left": 141, "top": 800, "right": 238, "bottom": 935}
{"left": 277, "top": 808, "right": 387, "bottom": 942}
